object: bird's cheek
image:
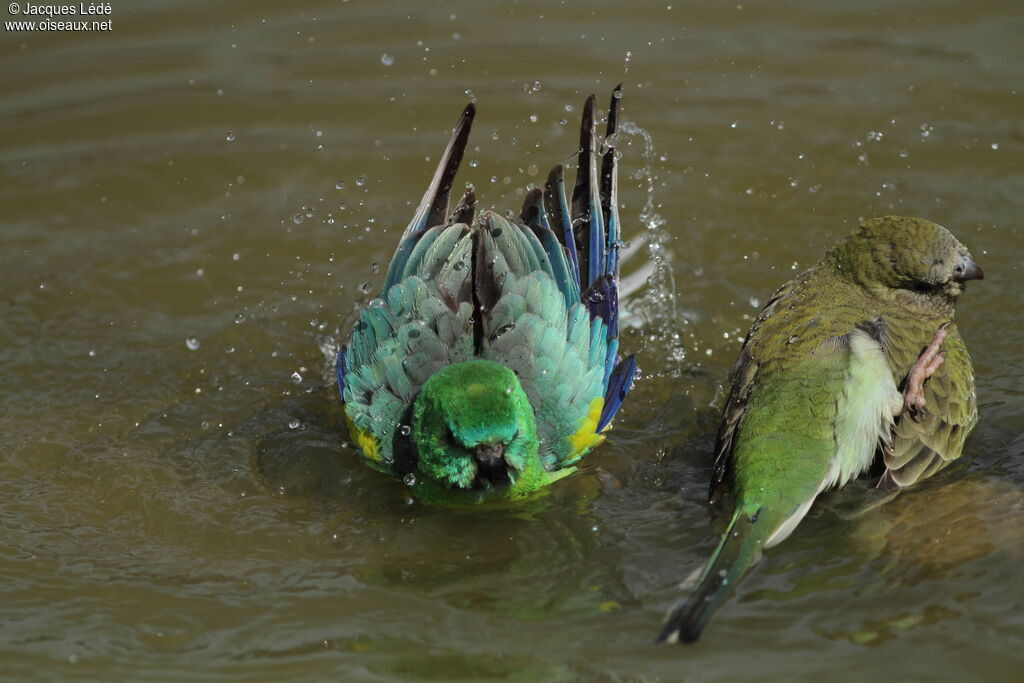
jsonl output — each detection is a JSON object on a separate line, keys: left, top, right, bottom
{"left": 504, "top": 444, "right": 531, "bottom": 472}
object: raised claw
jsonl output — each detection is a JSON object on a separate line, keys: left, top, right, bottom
{"left": 902, "top": 322, "right": 950, "bottom": 419}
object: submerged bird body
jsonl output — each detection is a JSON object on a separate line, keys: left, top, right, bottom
{"left": 337, "top": 89, "right": 636, "bottom": 503}
{"left": 660, "top": 216, "right": 982, "bottom": 643}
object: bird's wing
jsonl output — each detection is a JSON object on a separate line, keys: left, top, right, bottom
{"left": 709, "top": 278, "right": 797, "bottom": 502}
{"left": 711, "top": 272, "right": 905, "bottom": 512}
{"left": 473, "top": 212, "right": 607, "bottom": 470}
{"left": 342, "top": 225, "right": 478, "bottom": 473}
{"left": 382, "top": 103, "right": 476, "bottom": 292}
{"left": 879, "top": 323, "right": 977, "bottom": 489}
{"left": 479, "top": 87, "right": 635, "bottom": 469}
{"left": 559, "top": 87, "right": 635, "bottom": 433}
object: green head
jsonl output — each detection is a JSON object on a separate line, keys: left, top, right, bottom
{"left": 827, "top": 216, "right": 983, "bottom": 302}
{"left": 409, "top": 360, "right": 539, "bottom": 494}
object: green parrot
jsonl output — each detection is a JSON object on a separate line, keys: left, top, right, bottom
{"left": 658, "top": 216, "right": 983, "bottom": 643}
{"left": 336, "top": 88, "right": 636, "bottom": 504}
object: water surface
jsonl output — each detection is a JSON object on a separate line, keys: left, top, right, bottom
{"left": 2, "top": 1, "right": 1022, "bottom": 680}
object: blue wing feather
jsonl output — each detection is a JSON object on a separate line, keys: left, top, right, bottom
{"left": 544, "top": 165, "right": 580, "bottom": 288}
{"left": 598, "top": 355, "right": 636, "bottom": 432}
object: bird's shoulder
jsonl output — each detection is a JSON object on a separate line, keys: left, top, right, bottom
{"left": 744, "top": 264, "right": 870, "bottom": 368}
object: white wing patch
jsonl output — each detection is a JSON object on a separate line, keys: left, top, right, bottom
{"left": 826, "top": 327, "right": 902, "bottom": 490}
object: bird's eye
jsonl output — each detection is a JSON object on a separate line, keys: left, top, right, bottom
{"left": 442, "top": 424, "right": 456, "bottom": 444}
{"left": 953, "top": 264, "right": 964, "bottom": 276}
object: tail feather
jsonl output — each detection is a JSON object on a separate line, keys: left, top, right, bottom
{"left": 657, "top": 506, "right": 776, "bottom": 644}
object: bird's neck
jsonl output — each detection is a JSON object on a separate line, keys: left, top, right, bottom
{"left": 872, "top": 284, "right": 956, "bottom": 321}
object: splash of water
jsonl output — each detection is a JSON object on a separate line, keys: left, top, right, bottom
{"left": 618, "top": 120, "right": 678, "bottom": 330}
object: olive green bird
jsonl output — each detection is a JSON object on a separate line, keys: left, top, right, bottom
{"left": 658, "top": 216, "right": 983, "bottom": 643}
{"left": 336, "top": 88, "right": 636, "bottom": 504}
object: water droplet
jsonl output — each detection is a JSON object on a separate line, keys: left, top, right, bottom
{"left": 371, "top": 262, "right": 380, "bottom": 273}
{"left": 359, "top": 282, "right": 372, "bottom": 294}
{"left": 232, "top": 253, "right": 240, "bottom": 261}
{"left": 749, "top": 296, "right": 761, "bottom": 308}
{"left": 355, "top": 176, "right": 366, "bottom": 187}
{"left": 991, "top": 142, "right": 999, "bottom": 150}
{"left": 293, "top": 213, "right": 304, "bottom": 224}
{"left": 225, "top": 131, "right": 235, "bottom": 142}
{"left": 185, "top": 337, "right": 200, "bottom": 351}
{"left": 234, "top": 312, "right": 246, "bottom": 324}
{"left": 399, "top": 425, "right": 411, "bottom": 436}
{"left": 381, "top": 53, "right": 394, "bottom": 66}
{"left": 289, "top": 418, "right": 301, "bottom": 430}
{"left": 403, "top": 473, "right": 416, "bottom": 486}
{"left": 291, "top": 371, "right": 303, "bottom": 383}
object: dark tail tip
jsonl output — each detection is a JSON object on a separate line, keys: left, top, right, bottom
{"left": 655, "top": 603, "right": 707, "bottom": 645}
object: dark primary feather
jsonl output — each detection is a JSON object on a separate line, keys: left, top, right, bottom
{"left": 383, "top": 103, "right": 476, "bottom": 294}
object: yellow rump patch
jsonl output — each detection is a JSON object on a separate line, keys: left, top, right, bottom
{"left": 344, "top": 411, "right": 381, "bottom": 463}
{"left": 566, "top": 396, "right": 606, "bottom": 458}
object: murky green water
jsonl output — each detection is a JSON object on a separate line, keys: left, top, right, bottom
{"left": 2, "top": 1, "right": 1022, "bottom": 680}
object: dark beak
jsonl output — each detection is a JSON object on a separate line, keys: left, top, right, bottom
{"left": 956, "top": 258, "right": 984, "bottom": 282}
{"left": 472, "top": 443, "right": 511, "bottom": 488}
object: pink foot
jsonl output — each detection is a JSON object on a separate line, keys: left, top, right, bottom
{"left": 903, "top": 322, "right": 949, "bottom": 418}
